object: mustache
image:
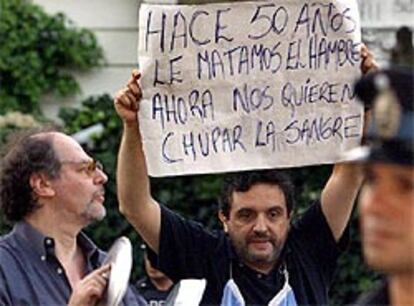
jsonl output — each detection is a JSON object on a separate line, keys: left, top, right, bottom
{"left": 248, "top": 231, "right": 274, "bottom": 242}
{"left": 92, "top": 189, "right": 105, "bottom": 198}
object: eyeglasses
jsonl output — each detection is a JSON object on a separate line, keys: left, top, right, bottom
{"left": 60, "top": 159, "right": 104, "bottom": 176}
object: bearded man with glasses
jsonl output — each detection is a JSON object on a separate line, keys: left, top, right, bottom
{"left": 0, "top": 128, "right": 145, "bottom": 306}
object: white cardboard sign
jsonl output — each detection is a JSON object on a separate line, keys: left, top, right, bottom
{"left": 138, "top": 0, "right": 363, "bottom": 177}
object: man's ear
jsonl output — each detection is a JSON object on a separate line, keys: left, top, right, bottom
{"left": 218, "top": 210, "right": 229, "bottom": 233}
{"left": 29, "top": 173, "right": 55, "bottom": 198}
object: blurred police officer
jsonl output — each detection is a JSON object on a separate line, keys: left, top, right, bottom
{"left": 345, "top": 68, "right": 414, "bottom": 306}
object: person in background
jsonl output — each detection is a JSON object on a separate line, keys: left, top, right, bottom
{"left": 0, "top": 128, "right": 146, "bottom": 306}
{"left": 136, "top": 244, "right": 174, "bottom": 306}
{"left": 390, "top": 26, "right": 414, "bottom": 68}
{"left": 112, "top": 46, "right": 378, "bottom": 305}
{"left": 345, "top": 68, "right": 414, "bottom": 306}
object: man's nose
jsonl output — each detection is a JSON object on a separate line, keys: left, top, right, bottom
{"left": 94, "top": 168, "right": 108, "bottom": 185}
{"left": 253, "top": 215, "right": 269, "bottom": 234}
{"left": 360, "top": 184, "right": 386, "bottom": 216}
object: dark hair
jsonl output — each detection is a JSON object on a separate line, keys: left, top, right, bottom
{"left": 219, "top": 170, "right": 295, "bottom": 218}
{"left": 396, "top": 26, "right": 412, "bottom": 46}
{"left": 0, "top": 127, "right": 62, "bottom": 222}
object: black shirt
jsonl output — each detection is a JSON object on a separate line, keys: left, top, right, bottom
{"left": 0, "top": 222, "right": 146, "bottom": 306}
{"left": 149, "top": 201, "right": 348, "bottom": 306}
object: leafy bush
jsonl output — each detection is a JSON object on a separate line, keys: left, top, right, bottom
{"left": 0, "top": 0, "right": 104, "bottom": 115}
{"left": 0, "top": 111, "right": 41, "bottom": 143}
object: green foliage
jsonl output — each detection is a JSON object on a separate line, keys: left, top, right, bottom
{"left": 0, "top": 111, "right": 41, "bottom": 144}
{"left": 0, "top": 0, "right": 104, "bottom": 115}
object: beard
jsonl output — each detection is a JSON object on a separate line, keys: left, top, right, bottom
{"left": 81, "top": 191, "right": 106, "bottom": 224}
{"left": 82, "top": 201, "right": 106, "bottom": 223}
{"left": 231, "top": 231, "right": 285, "bottom": 268}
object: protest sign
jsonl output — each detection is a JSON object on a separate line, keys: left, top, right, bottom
{"left": 138, "top": 0, "right": 362, "bottom": 177}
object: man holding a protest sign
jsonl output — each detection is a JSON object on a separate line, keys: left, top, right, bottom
{"left": 113, "top": 45, "right": 377, "bottom": 305}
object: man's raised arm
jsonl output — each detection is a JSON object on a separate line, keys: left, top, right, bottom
{"left": 321, "top": 45, "right": 378, "bottom": 242}
{"left": 114, "top": 70, "right": 161, "bottom": 253}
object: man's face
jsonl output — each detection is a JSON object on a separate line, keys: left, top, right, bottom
{"left": 220, "top": 183, "right": 291, "bottom": 273}
{"left": 360, "top": 163, "right": 414, "bottom": 274}
{"left": 50, "top": 133, "right": 108, "bottom": 226}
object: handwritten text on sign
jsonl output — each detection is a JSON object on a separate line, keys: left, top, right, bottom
{"left": 138, "top": 0, "right": 362, "bottom": 177}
